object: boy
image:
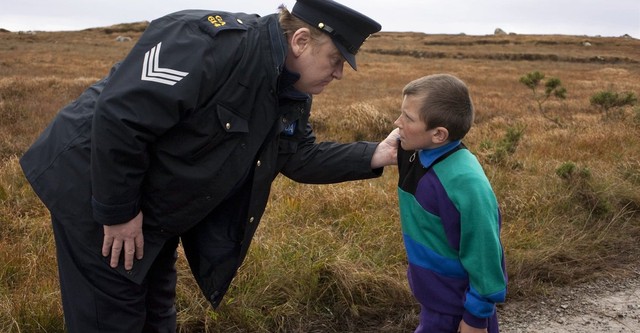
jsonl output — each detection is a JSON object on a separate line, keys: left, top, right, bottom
{"left": 394, "top": 74, "right": 507, "bottom": 333}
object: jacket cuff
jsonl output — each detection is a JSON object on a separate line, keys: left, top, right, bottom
{"left": 362, "top": 142, "right": 384, "bottom": 176}
{"left": 92, "top": 196, "right": 140, "bottom": 225}
{"left": 462, "top": 311, "right": 488, "bottom": 329}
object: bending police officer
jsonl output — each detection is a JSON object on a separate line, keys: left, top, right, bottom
{"left": 20, "top": 0, "right": 398, "bottom": 332}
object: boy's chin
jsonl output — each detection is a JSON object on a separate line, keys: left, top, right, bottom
{"left": 400, "top": 142, "right": 414, "bottom": 151}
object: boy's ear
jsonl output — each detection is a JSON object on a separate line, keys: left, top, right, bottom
{"left": 432, "top": 127, "right": 449, "bottom": 144}
{"left": 290, "top": 28, "right": 312, "bottom": 57}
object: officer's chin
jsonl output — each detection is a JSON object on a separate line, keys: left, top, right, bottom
{"left": 307, "top": 84, "right": 328, "bottom": 96}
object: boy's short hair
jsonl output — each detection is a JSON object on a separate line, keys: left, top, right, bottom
{"left": 402, "top": 74, "right": 474, "bottom": 141}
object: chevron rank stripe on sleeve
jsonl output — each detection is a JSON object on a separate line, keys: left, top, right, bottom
{"left": 141, "top": 42, "right": 189, "bottom": 86}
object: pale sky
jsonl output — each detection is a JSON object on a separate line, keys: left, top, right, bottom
{"left": 1, "top": 0, "right": 639, "bottom": 37}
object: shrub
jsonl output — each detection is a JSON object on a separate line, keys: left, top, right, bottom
{"left": 484, "top": 125, "right": 525, "bottom": 167}
{"left": 519, "top": 71, "right": 567, "bottom": 126}
{"left": 590, "top": 90, "right": 638, "bottom": 120}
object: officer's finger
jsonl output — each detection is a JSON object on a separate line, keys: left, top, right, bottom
{"left": 102, "top": 234, "right": 114, "bottom": 257}
{"left": 123, "top": 239, "right": 136, "bottom": 271}
{"left": 110, "top": 241, "right": 123, "bottom": 268}
{"left": 135, "top": 234, "right": 144, "bottom": 260}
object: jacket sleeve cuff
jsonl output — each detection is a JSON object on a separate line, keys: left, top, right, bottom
{"left": 462, "top": 311, "right": 488, "bottom": 329}
{"left": 363, "top": 142, "right": 384, "bottom": 176}
{"left": 92, "top": 196, "right": 140, "bottom": 225}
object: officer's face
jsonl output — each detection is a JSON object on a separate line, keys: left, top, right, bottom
{"left": 287, "top": 31, "right": 345, "bottom": 95}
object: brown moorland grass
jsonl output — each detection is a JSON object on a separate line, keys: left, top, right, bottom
{"left": 1, "top": 24, "right": 639, "bottom": 332}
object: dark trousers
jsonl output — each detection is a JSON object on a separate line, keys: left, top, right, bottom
{"left": 51, "top": 215, "right": 179, "bottom": 333}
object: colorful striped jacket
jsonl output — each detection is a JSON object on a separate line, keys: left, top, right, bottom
{"left": 397, "top": 141, "right": 507, "bottom": 328}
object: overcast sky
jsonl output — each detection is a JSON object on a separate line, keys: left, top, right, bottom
{"left": 2, "top": 0, "right": 639, "bottom": 37}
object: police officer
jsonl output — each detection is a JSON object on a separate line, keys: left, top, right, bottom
{"left": 20, "top": 0, "right": 398, "bottom": 332}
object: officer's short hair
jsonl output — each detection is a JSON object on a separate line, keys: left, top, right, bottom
{"left": 278, "top": 6, "right": 325, "bottom": 42}
{"left": 281, "top": 0, "right": 381, "bottom": 70}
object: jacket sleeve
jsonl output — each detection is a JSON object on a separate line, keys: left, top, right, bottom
{"left": 452, "top": 159, "right": 507, "bottom": 329}
{"left": 90, "top": 12, "right": 238, "bottom": 225}
{"left": 279, "top": 122, "right": 383, "bottom": 184}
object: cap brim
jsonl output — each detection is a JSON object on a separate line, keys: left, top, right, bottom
{"left": 333, "top": 40, "right": 357, "bottom": 70}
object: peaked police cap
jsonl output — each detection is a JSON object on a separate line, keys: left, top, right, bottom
{"left": 291, "top": 0, "right": 382, "bottom": 70}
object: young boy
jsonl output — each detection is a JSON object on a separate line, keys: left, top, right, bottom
{"left": 394, "top": 74, "right": 507, "bottom": 333}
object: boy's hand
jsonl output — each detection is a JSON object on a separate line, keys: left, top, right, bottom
{"left": 458, "top": 320, "right": 487, "bottom": 333}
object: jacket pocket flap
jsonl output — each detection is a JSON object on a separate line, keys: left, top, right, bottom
{"left": 216, "top": 104, "right": 249, "bottom": 133}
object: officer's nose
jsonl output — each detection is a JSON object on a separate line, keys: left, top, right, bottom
{"left": 332, "top": 62, "right": 344, "bottom": 80}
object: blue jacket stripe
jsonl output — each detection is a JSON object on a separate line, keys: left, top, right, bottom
{"left": 403, "top": 234, "right": 467, "bottom": 278}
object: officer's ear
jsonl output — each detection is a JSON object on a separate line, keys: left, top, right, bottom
{"left": 289, "top": 28, "right": 312, "bottom": 57}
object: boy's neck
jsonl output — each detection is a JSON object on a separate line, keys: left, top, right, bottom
{"left": 420, "top": 140, "right": 451, "bottom": 151}
{"left": 418, "top": 140, "right": 461, "bottom": 168}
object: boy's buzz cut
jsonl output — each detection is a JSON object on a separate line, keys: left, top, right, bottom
{"left": 402, "top": 74, "right": 474, "bottom": 141}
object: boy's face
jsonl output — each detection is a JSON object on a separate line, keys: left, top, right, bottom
{"left": 394, "top": 94, "right": 440, "bottom": 151}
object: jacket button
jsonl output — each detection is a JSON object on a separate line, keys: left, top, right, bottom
{"left": 282, "top": 118, "right": 287, "bottom": 123}
{"left": 225, "top": 123, "right": 231, "bottom": 130}
{"left": 249, "top": 217, "right": 255, "bottom": 223}
{"left": 256, "top": 160, "right": 261, "bottom": 167}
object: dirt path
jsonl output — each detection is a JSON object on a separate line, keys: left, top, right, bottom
{"left": 498, "top": 269, "right": 640, "bottom": 333}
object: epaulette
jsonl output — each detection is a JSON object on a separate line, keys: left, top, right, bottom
{"left": 198, "top": 12, "right": 251, "bottom": 38}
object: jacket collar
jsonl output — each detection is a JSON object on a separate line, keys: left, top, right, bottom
{"left": 266, "top": 14, "right": 287, "bottom": 76}
{"left": 418, "top": 140, "right": 462, "bottom": 169}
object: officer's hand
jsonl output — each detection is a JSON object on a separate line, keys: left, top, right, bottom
{"left": 371, "top": 128, "right": 400, "bottom": 168}
{"left": 102, "top": 211, "right": 144, "bottom": 270}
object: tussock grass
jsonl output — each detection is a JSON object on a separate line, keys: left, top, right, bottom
{"left": 0, "top": 157, "right": 62, "bottom": 332}
{"left": 1, "top": 29, "right": 639, "bottom": 331}
{"left": 0, "top": 77, "right": 96, "bottom": 158}
{"left": 311, "top": 99, "right": 397, "bottom": 142}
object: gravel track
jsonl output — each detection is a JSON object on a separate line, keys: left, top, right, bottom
{"left": 498, "top": 268, "right": 640, "bottom": 332}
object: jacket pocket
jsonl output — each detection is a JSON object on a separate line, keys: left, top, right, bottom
{"left": 189, "top": 104, "right": 248, "bottom": 160}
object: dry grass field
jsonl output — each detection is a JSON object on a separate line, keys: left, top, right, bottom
{"left": 1, "top": 22, "right": 639, "bottom": 332}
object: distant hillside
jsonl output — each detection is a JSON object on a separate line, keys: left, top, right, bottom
{"left": 82, "top": 21, "right": 150, "bottom": 34}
